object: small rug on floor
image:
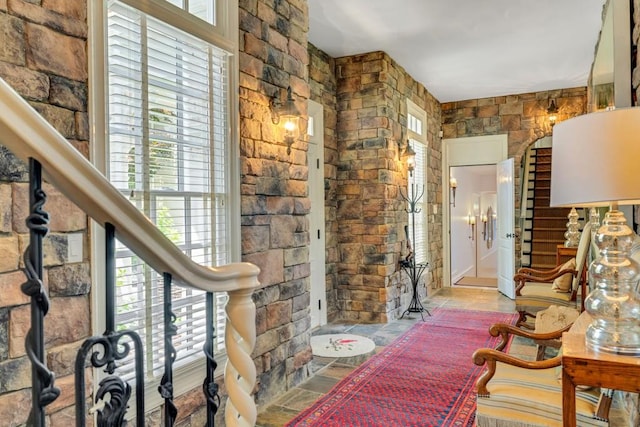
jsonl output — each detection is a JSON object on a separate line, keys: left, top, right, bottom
{"left": 285, "top": 308, "right": 518, "bottom": 427}
{"left": 310, "top": 334, "right": 376, "bottom": 358}
{"left": 455, "top": 276, "right": 498, "bottom": 287}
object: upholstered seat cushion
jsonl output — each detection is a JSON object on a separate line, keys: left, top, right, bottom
{"left": 516, "top": 283, "right": 575, "bottom": 315}
{"left": 476, "top": 363, "right": 606, "bottom": 427}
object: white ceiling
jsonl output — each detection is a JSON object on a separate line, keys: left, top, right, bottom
{"left": 308, "top": 0, "right": 606, "bottom": 103}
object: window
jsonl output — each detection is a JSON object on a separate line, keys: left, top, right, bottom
{"left": 91, "top": 0, "right": 238, "bottom": 404}
{"left": 407, "top": 101, "right": 428, "bottom": 264}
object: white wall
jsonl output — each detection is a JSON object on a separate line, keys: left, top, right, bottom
{"left": 450, "top": 165, "right": 497, "bottom": 282}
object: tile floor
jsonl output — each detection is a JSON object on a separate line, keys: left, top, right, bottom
{"left": 255, "top": 286, "right": 626, "bottom": 426}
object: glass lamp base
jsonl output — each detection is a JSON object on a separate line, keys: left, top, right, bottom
{"left": 583, "top": 210, "right": 640, "bottom": 356}
{"left": 585, "top": 323, "right": 640, "bottom": 355}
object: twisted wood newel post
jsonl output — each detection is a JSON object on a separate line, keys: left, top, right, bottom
{"left": 224, "top": 288, "right": 258, "bottom": 427}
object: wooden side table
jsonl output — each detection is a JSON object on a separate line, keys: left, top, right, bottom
{"left": 562, "top": 312, "right": 640, "bottom": 426}
{"left": 556, "top": 244, "right": 578, "bottom": 265}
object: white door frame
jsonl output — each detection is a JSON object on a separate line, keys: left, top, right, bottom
{"left": 308, "top": 99, "right": 327, "bottom": 327}
{"left": 442, "top": 135, "right": 508, "bottom": 286}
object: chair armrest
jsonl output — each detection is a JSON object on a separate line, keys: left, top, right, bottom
{"left": 517, "top": 264, "right": 563, "bottom": 276}
{"left": 488, "top": 322, "right": 572, "bottom": 351}
{"left": 472, "top": 351, "right": 561, "bottom": 397}
{"left": 514, "top": 268, "right": 577, "bottom": 295}
{"left": 515, "top": 268, "right": 576, "bottom": 283}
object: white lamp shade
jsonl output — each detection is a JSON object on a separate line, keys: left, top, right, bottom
{"left": 550, "top": 107, "right": 640, "bottom": 207}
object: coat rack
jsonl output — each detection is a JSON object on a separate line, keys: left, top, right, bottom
{"left": 399, "top": 180, "right": 430, "bottom": 320}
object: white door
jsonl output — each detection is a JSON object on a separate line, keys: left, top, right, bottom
{"left": 308, "top": 100, "right": 327, "bottom": 327}
{"left": 496, "top": 158, "right": 515, "bottom": 298}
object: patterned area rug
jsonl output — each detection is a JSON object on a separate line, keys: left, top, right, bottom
{"left": 285, "top": 308, "right": 518, "bottom": 427}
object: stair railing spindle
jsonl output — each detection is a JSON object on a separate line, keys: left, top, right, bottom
{"left": 22, "top": 157, "right": 60, "bottom": 426}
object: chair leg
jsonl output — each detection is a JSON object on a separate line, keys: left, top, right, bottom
{"left": 536, "top": 344, "right": 546, "bottom": 361}
{"left": 516, "top": 311, "right": 534, "bottom": 329}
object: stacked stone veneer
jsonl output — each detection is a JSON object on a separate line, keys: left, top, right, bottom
{"left": 0, "top": 1, "right": 92, "bottom": 425}
{"left": 238, "top": 0, "right": 314, "bottom": 405}
{"left": 442, "top": 87, "right": 587, "bottom": 268}
{"left": 332, "top": 51, "right": 442, "bottom": 323}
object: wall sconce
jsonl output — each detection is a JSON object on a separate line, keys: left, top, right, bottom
{"left": 481, "top": 213, "right": 488, "bottom": 240}
{"left": 468, "top": 214, "right": 476, "bottom": 241}
{"left": 449, "top": 177, "right": 457, "bottom": 207}
{"left": 547, "top": 99, "right": 558, "bottom": 127}
{"left": 270, "top": 86, "right": 301, "bottom": 154}
{"left": 404, "top": 142, "right": 416, "bottom": 177}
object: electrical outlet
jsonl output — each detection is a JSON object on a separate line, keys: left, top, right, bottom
{"left": 67, "top": 233, "right": 83, "bottom": 263}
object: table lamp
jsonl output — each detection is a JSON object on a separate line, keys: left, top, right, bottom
{"left": 550, "top": 107, "right": 640, "bottom": 355}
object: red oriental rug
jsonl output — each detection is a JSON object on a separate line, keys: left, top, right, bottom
{"left": 285, "top": 308, "right": 518, "bottom": 427}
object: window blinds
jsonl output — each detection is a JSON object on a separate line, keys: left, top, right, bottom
{"left": 106, "top": 0, "right": 229, "bottom": 378}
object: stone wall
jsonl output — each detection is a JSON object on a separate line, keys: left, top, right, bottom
{"left": 333, "top": 51, "right": 442, "bottom": 323}
{"left": 0, "top": 0, "right": 316, "bottom": 422}
{"left": 308, "top": 43, "right": 339, "bottom": 322}
{"left": 238, "top": 0, "right": 314, "bottom": 404}
{"left": 442, "top": 88, "right": 587, "bottom": 267}
{"left": 0, "top": 1, "right": 91, "bottom": 425}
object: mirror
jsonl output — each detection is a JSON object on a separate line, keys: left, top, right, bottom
{"left": 590, "top": 0, "right": 631, "bottom": 110}
{"left": 483, "top": 206, "right": 495, "bottom": 249}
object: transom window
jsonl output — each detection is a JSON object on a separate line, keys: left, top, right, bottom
{"left": 407, "top": 100, "right": 428, "bottom": 264}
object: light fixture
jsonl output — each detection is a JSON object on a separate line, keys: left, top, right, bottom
{"left": 547, "top": 99, "right": 559, "bottom": 127}
{"left": 550, "top": 107, "right": 640, "bottom": 355}
{"left": 481, "top": 213, "right": 488, "bottom": 241}
{"left": 449, "top": 177, "right": 457, "bottom": 207}
{"left": 468, "top": 214, "right": 476, "bottom": 241}
{"left": 270, "top": 86, "right": 301, "bottom": 154}
{"left": 404, "top": 142, "right": 416, "bottom": 176}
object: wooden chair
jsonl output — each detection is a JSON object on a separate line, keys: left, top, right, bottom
{"left": 473, "top": 323, "right": 611, "bottom": 427}
{"left": 515, "top": 222, "right": 591, "bottom": 329}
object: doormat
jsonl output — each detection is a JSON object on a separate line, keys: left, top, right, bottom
{"left": 310, "top": 334, "right": 376, "bottom": 358}
{"left": 455, "top": 276, "right": 498, "bottom": 287}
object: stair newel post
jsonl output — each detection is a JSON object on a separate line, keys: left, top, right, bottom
{"left": 160, "top": 272, "right": 178, "bottom": 426}
{"left": 224, "top": 288, "right": 258, "bottom": 427}
{"left": 22, "top": 157, "right": 60, "bottom": 426}
{"left": 203, "top": 291, "right": 221, "bottom": 426}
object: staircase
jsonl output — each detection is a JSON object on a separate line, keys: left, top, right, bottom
{"left": 521, "top": 147, "right": 575, "bottom": 269}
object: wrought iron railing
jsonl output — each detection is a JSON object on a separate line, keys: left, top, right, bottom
{"left": 0, "top": 78, "right": 261, "bottom": 426}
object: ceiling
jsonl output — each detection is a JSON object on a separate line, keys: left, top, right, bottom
{"left": 308, "top": 0, "right": 607, "bottom": 103}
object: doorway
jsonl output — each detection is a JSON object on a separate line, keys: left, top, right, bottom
{"left": 450, "top": 164, "right": 498, "bottom": 287}
{"left": 308, "top": 99, "right": 327, "bottom": 328}
{"left": 442, "top": 135, "right": 509, "bottom": 288}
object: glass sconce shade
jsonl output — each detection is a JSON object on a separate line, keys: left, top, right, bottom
{"left": 584, "top": 210, "right": 640, "bottom": 354}
{"left": 449, "top": 177, "right": 457, "bottom": 207}
{"left": 404, "top": 143, "right": 416, "bottom": 176}
{"left": 270, "top": 86, "right": 300, "bottom": 154}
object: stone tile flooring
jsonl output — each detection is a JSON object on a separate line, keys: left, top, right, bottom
{"left": 255, "top": 287, "right": 626, "bottom": 426}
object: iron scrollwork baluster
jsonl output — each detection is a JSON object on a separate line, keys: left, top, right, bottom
{"left": 203, "top": 292, "right": 221, "bottom": 426}
{"left": 159, "top": 272, "right": 178, "bottom": 426}
{"left": 75, "top": 223, "right": 145, "bottom": 427}
{"left": 22, "top": 158, "right": 60, "bottom": 426}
